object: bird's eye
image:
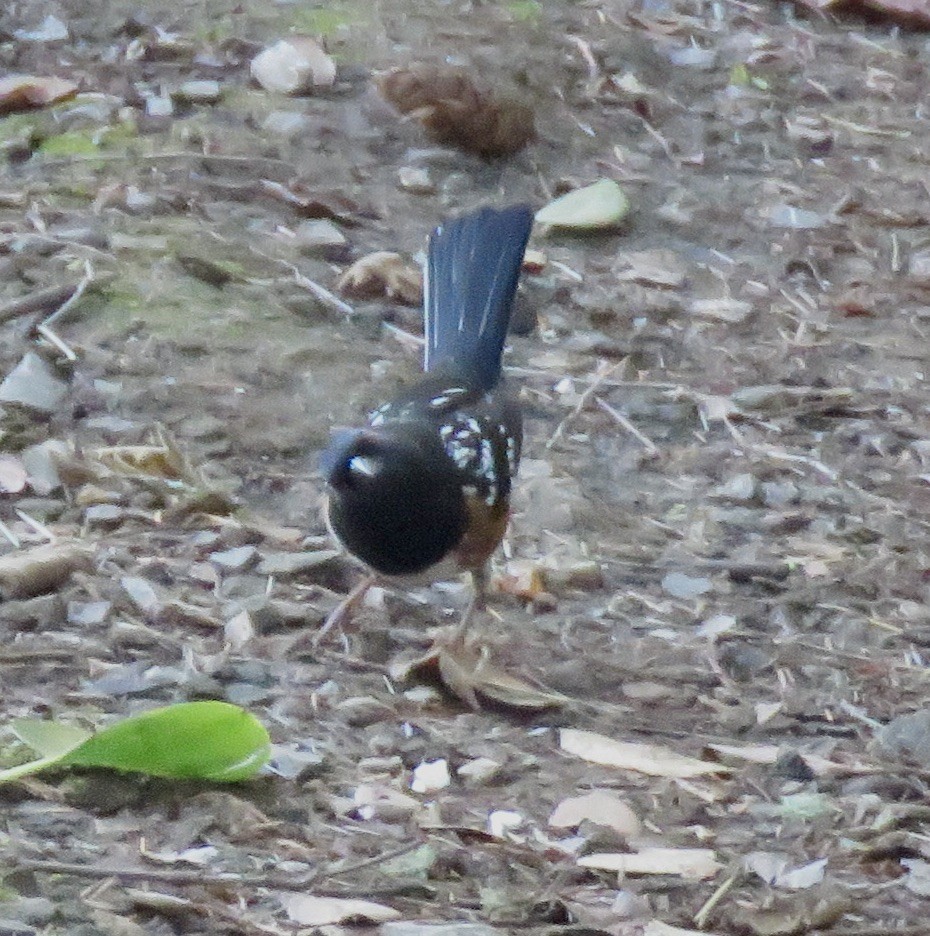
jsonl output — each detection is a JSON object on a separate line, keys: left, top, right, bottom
{"left": 347, "top": 454, "right": 382, "bottom": 479}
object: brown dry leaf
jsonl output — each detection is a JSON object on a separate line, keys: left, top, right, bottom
{"left": 0, "top": 454, "right": 28, "bottom": 494}
{"left": 377, "top": 65, "right": 535, "bottom": 157}
{"left": 549, "top": 790, "right": 642, "bottom": 838}
{"left": 0, "top": 541, "right": 95, "bottom": 599}
{"left": 561, "top": 728, "right": 730, "bottom": 779}
{"left": 731, "top": 884, "right": 852, "bottom": 936}
{"left": 496, "top": 559, "right": 547, "bottom": 601}
{"left": 90, "top": 425, "right": 201, "bottom": 486}
{"left": 281, "top": 894, "right": 400, "bottom": 926}
{"left": 0, "top": 75, "right": 79, "bottom": 115}
{"left": 395, "top": 639, "right": 567, "bottom": 712}
{"left": 336, "top": 251, "right": 422, "bottom": 305}
{"left": 579, "top": 847, "right": 723, "bottom": 880}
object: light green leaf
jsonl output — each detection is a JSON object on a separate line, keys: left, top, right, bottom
{"left": 535, "top": 179, "right": 629, "bottom": 231}
{"left": 62, "top": 701, "right": 271, "bottom": 781}
{"left": 12, "top": 718, "right": 90, "bottom": 757}
{"left": 0, "top": 702, "right": 270, "bottom": 784}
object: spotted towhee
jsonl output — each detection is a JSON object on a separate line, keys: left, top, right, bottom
{"left": 318, "top": 204, "right": 534, "bottom": 641}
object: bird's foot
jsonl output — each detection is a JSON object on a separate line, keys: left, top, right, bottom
{"left": 312, "top": 574, "right": 376, "bottom": 648}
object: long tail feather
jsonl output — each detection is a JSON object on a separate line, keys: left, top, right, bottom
{"left": 424, "top": 204, "right": 533, "bottom": 390}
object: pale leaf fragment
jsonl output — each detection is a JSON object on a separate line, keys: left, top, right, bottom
{"left": 536, "top": 179, "right": 629, "bottom": 230}
{"left": 579, "top": 847, "right": 722, "bottom": 880}
{"left": 561, "top": 728, "right": 729, "bottom": 778}
{"left": 549, "top": 789, "right": 641, "bottom": 838}
{"left": 282, "top": 894, "right": 400, "bottom": 926}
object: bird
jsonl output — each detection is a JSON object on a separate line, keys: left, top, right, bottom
{"left": 316, "top": 204, "right": 534, "bottom": 644}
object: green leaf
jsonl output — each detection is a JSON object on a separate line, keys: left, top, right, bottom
{"left": 0, "top": 702, "right": 270, "bottom": 784}
{"left": 62, "top": 701, "right": 271, "bottom": 781}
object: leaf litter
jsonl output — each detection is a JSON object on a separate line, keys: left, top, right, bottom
{"left": 2, "top": 0, "right": 930, "bottom": 934}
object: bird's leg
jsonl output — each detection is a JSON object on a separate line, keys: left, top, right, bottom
{"left": 313, "top": 573, "right": 377, "bottom": 647}
{"left": 448, "top": 564, "right": 489, "bottom": 644}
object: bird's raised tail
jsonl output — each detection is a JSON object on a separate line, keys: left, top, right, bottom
{"left": 424, "top": 204, "right": 533, "bottom": 391}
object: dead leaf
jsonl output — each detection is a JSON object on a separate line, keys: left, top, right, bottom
{"left": 281, "top": 894, "right": 400, "bottom": 926}
{"left": 336, "top": 251, "right": 422, "bottom": 305}
{"left": 549, "top": 790, "right": 642, "bottom": 838}
{"left": 377, "top": 64, "right": 535, "bottom": 157}
{"left": 745, "top": 852, "right": 827, "bottom": 890}
{"left": 394, "top": 638, "right": 567, "bottom": 712}
{"left": 561, "top": 728, "right": 730, "bottom": 778}
{"left": 579, "top": 847, "right": 722, "bottom": 880}
{"left": 0, "top": 541, "right": 95, "bottom": 599}
{"left": 0, "top": 74, "right": 78, "bottom": 115}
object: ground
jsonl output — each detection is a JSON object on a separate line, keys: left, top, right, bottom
{"left": 1, "top": 0, "right": 930, "bottom": 934}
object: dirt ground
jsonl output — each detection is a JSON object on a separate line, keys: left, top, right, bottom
{"left": 4, "top": 0, "right": 930, "bottom": 933}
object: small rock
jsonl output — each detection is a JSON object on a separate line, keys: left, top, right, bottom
{"left": 14, "top": 15, "right": 68, "bottom": 42}
{"left": 668, "top": 45, "right": 717, "bottom": 69}
{"left": 145, "top": 95, "right": 173, "bottom": 118}
{"left": 3, "top": 899, "right": 55, "bottom": 927}
{"left": 174, "top": 80, "right": 221, "bottom": 104}
{"left": 84, "top": 504, "right": 125, "bottom": 528}
{"left": 661, "top": 571, "right": 713, "bottom": 599}
{"left": 67, "top": 600, "right": 111, "bottom": 625}
{"left": 262, "top": 110, "right": 313, "bottom": 137}
{"left": 714, "top": 472, "right": 757, "bottom": 502}
{"left": 0, "top": 352, "right": 68, "bottom": 413}
{"left": 21, "top": 440, "right": 68, "bottom": 494}
{"left": 765, "top": 204, "right": 827, "bottom": 230}
{"left": 257, "top": 549, "right": 341, "bottom": 577}
{"left": 210, "top": 545, "right": 258, "bottom": 571}
{"left": 120, "top": 575, "right": 161, "bottom": 616}
{"left": 457, "top": 757, "right": 502, "bottom": 784}
{"left": 397, "top": 166, "right": 435, "bottom": 194}
{"left": 294, "top": 219, "right": 347, "bottom": 253}
{"left": 250, "top": 37, "right": 336, "bottom": 94}
{"left": 268, "top": 743, "right": 326, "bottom": 780}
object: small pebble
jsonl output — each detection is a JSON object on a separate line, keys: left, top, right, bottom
{"left": 174, "top": 79, "right": 221, "bottom": 104}
{"left": 398, "top": 166, "right": 435, "bottom": 194}
{"left": 210, "top": 545, "right": 258, "bottom": 571}
{"left": 295, "top": 219, "right": 347, "bottom": 253}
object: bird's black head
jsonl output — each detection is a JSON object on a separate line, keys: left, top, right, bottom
{"left": 321, "top": 426, "right": 468, "bottom": 576}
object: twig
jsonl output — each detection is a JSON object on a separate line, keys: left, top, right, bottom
{"left": 35, "top": 324, "right": 77, "bottom": 362}
{"left": 546, "top": 359, "right": 627, "bottom": 449}
{"left": 0, "top": 517, "right": 21, "bottom": 548}
{"left": 11, "top": 858, "right": 319, "bottom": 890}
{"left": 14, "top": 509, "right": 56, "bottom": 542}
{"left": 325, "top": 841, "right": 427, "bottom": 878}
{"left": 40, "top": 260, "right": 95, "bottom": 328}
{"left": 693, "top": 871, "right": 739, "bottom": 929}
{"left": 594, "top": 396, "right": 658, "bottom": 454}
{"left": 0, "top": 283, "right": 83, "bottom": 325}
